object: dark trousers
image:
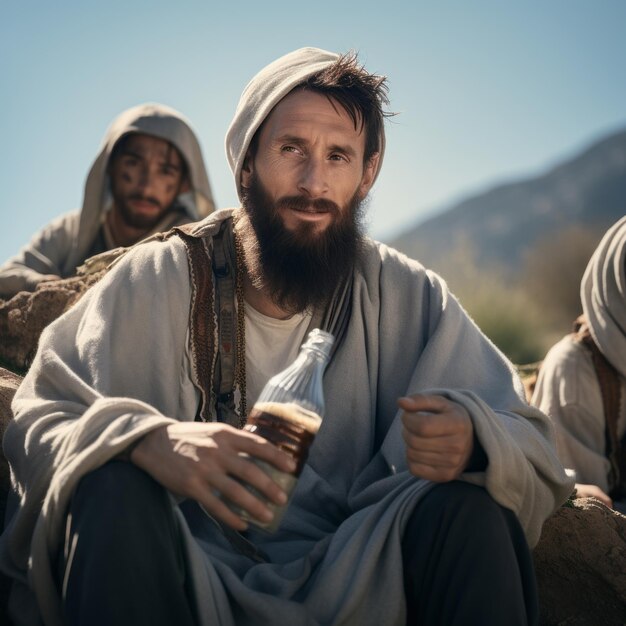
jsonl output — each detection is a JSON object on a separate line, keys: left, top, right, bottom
{"left": 402, "top": 481, "right": 539, "bottom": 625}
{"left": 58, "top": 461, "right": 196, "bottom": 626}
{"left": 59, "top": 464, "right": 538, "bottom": 626}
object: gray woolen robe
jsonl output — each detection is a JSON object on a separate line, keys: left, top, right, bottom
{"left": 1, "top": 209, "right": 572, "bottom": 626}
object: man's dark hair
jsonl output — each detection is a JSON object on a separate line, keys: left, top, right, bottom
{"left": 249, "top": 52, "right": 392, "bottom": 166}
{"left": 302, "top": 52, "right": 391, "bottom": 163}
{"left": 109, "top": 132, "right": 189, "bottom": 181}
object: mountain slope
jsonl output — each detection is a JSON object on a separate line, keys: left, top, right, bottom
{"left": 390, "top": 128, "right": 626, "bottom": 273}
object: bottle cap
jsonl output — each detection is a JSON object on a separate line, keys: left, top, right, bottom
{"left": 302, "top": 329, "right": 335, "bottom": 358}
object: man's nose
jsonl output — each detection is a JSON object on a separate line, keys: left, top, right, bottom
{"left": 137, "top": 166, "right": 155, "bottom": 191}
{"left": 297, "top": 158, "right": 329, "bottom": 198}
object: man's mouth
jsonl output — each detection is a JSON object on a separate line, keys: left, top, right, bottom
{"left": 291, "top": 205, "right": 330, "bottom": 214}
{"left": 129, "top": 197, "right": 161, "bottom": 211}
{"left": 276, "top": 195, "right": 340, "bottom": 216}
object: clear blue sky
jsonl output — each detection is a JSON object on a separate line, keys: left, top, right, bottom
{"left": 2, "top": 1, "right": 625, "bottom": 260}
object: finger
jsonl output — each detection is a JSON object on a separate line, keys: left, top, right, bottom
{"left": 402, "top": 429, "right": 469, "bottom": 455}
{"left": 405, "top": 447, "right": 465, "bottom": 468}
{"left": 224, "top": 454, "right": 289, "bottom": 505}
{"left": 401, "top": 410, "right": 470, "bottom": 439}
{"left": 398, "top": 394, "right": 452, "bottom": 414}
{"left": 225, "top": 431, "right": 297, "bottom": 474}
{"left": 407, "top": 461, "right": 462, "bottom": 483}
{"left": 196, "top": 488, "right": 250, "bottom": 531}
{"left": 402, "top": 411, "right": 445, "bottom": 437}
{"left": 585, "top": 487, "right": 613, "bottom": 508}
{"left": 210, "top": 472, "right": 277, "bottom": 525}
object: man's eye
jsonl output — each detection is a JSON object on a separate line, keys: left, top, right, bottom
{"left": 330, "top": 154, "right": 347, "bottom": 162}
{"left": 282, "top": 145, "right": 299, "bottom": 153}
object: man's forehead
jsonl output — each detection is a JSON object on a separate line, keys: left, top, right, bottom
{"left": 262, "top": 90, "right": 364, "bottom": 140}
{"left": 120, "top": 133, "right": 183, "bottom": 163}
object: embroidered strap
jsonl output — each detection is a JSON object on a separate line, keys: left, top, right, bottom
{"left": 170, "top": 220, "right": 243, "bottom": 427}
{"left": 171, "top": 224, "right": 218, "bottom": 423}
{"left": 211, "top": 222, "right": 243, "bottom": 426}
{"left": 574, "top": 315, "right": 626, "bottom": 498}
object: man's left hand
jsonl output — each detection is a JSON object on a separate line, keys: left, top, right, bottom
{"left": 398, "top": 394, "right": 474, "bottom": 482}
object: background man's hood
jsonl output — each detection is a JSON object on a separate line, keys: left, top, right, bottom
{"left": 66, "top": 103, "right": 215, "bottom": 274}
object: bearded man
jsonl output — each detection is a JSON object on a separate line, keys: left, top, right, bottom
{"left": 0, "top": 103, "right": 215, "bottom": 299}
{"left": 0, "top": 48, "right": 572, "bottom": 626}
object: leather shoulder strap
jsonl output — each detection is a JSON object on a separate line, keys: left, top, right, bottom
{"left": 172, "top": 220, "right": 242, "bottom": 427}
{"left": 172, "top": 226, "right": 217, "bottom": 423}
{"left": 574, "top": 316, "right": 625, "bottom": 497}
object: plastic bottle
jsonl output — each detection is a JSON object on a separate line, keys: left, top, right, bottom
{"left": 237, "top": 328, "right": 334, "bottom": 532}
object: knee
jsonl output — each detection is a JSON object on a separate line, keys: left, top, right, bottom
{"left": 402, "top": 481, "right": 532, "bottom": 588}
{"left": 405, "top": 481, "right": 521, "bottom": 549}
{"left": 72, "top": 461, "right": 165, "bottom": 519}
{"left": 420, "top": 481, "right": 504, "bottom": 520}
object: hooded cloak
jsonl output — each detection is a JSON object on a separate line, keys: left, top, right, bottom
{"left": 0, "top": 103, "right": 215, "bottom": 297}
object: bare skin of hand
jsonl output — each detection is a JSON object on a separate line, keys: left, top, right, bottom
{"left": 131, "top": 422, "right": 297, "bottom": 531}
{"left": 574, "top": 483, "right": 613, "bottom": 508}
{"left": 399, "top": 394, "right": 474, "bottom": 482}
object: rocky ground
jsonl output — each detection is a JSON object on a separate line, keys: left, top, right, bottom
{"left": 534, "top": 498, "right": 626, "bottom": 625}
{"left": 0, "top": 266, "right": 106, "bottom": 374}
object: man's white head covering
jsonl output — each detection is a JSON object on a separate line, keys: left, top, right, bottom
{"left": 65, "top": 103, "right": 215, "bottom": 275}
{"left": 581, "top": 215, "right": 626, "bottom": 377}
{"left": 225, "top": 47, "right": 386, "bottom": 200}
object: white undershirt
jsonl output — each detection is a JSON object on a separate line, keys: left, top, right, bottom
{"left": 244, "top": 302, "right": 312, "bottom": 409}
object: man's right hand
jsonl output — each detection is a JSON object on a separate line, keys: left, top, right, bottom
{"left": 130, "top": 422, "right": 296, "bottom": 530}
{"left": 574, "top": 483, "right": 613, "bottom": 508}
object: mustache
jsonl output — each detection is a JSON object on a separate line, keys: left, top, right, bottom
{"left": 275, "top": 195, "right": 340, "bottom": 214}
{"left": 128, "top": 194, "right": 162, "bottom": 208}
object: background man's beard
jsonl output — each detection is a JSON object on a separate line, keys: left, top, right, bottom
{"left": 239, "top": 175, "right": 366, "bottom": 314}
{"left": 116, "top": 196, "right": 168, "bottom": 230}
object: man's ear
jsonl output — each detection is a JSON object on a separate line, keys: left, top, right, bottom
{"left": 358, "top": 152, "right": 380, "bottom": 199}
{"left": 240, "top": 151, "right": 255, "bottom": 189}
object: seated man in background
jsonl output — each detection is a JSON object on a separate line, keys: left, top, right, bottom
{"left": 1, "top": 48, "right": 572, "bottom": 626}
{"left": 0, "top": 103, "right": 215, "bottom": 299}
{"left": 532, "top": 216, "right": 626, "bottom": 513}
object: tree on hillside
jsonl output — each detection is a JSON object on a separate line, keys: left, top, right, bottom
{"left": 426, "top": 241, "right": 548, "bottom": 364}
{"left": 521, "top": 225, "right": 605, "bottom": 335}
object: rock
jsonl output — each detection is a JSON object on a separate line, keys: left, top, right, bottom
{"left": 0, "top": 366, "right": 22, "bottom": 625}
{"left": 533, "top": 497, "right": 626, "bottom": 625}
{"left": 0, "top": 367, "right": 21, "bottom": 525}
{"left": 0, "top": 261, "right": 112, "bottom": 374}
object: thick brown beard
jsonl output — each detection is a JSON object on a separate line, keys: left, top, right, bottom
{"left": 114, "top": 194, "right": 168, "bottom": 230}
{"left": 238, "top": 175, "right": 366, "bottom": 315}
